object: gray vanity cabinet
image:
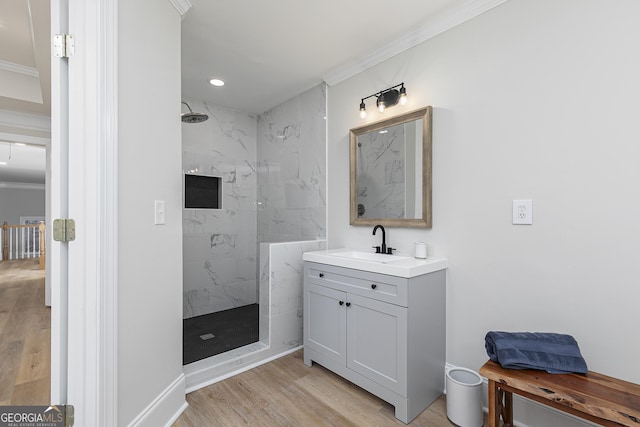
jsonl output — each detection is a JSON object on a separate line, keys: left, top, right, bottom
{"left": 303, "top": 261, "right": 446, "bottom": 424}
{"left": 305, "top": 282, "right": 408, "bottom": 395}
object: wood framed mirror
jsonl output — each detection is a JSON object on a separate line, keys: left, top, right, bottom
{"left": 350, "top": 106, "right": 432, "bottom": 228}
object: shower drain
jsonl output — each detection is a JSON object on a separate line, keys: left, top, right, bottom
{"left": 200, "top": 333, "right": 215, "bottom": 340}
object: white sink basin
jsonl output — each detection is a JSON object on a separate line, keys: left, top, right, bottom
{"left": 329, "top": 250, "right": 411, "bottom": 263}
{"left": 303, "top": 248, "right": 448, "bottom": 278}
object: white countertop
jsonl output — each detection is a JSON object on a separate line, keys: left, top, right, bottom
{"left": 303, "top": 248, "right": 448, "bottom": 278}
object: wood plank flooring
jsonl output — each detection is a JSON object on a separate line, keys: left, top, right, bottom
{"left": 174, "top": 350, "right": 472, "bottom": 427}
{"left": 0, "top": 259, "right": 50, "bottom": 405}
{"left": 0, "top": 259, "right": 481, "bottom": 426}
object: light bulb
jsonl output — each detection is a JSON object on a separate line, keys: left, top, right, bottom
{"left": 376, "top": 93, "right": 387, "bottom": 113}
{"left": 399, "top": 86, "right": 408, "bottom": 105}
{"left": 377, "top": 93, "right": 386, "bottom": 112}
{"left": 359, "top": 100, "right": 367, "bottom": 118}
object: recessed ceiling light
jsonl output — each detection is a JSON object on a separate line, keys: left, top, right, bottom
{"left": 209, "top": 78, "right": 225, "bottom": 87}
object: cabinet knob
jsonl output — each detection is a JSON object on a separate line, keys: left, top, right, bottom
{"left": 339, "top": 301, "right": 344, "bottom": 306}
{"left": 319, "top": 273, "right": 324, "bottom": 278}
{"left": 371, "top": 284, "right": 377, "bottom": 289}
{"left": 346, "top": 302, "right": 351, "bottom": 307}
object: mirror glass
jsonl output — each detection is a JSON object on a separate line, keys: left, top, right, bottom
{"left": 350, "top": 106, "right": 432, "bottom": 228}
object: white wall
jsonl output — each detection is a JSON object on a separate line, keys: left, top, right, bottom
{"left": 118, "top": 0, "right": 185, "bottom": 425}
{"left": 0, "top": 187, "right": 45, "bottom": 224}
{"left": 328, "top": 1, "right": 640, "bottom": 423}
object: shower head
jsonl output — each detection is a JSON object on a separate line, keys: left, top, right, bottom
{"left": 181, "top": 102, "right": 209, "bottom": 123}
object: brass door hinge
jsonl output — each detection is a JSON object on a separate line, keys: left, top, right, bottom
{"left": 53, "top": 219, "right": 76, "bottom": 242}
{"left": 64, "top": 405, "right": 74, "bottom": 426}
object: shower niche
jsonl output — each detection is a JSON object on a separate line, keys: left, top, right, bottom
{"left": 184, "top": 173, "right": 222, "bottom": 210}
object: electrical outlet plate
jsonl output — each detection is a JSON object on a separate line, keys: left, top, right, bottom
{"left": 512, "top": 199, "right": 532, "bottom": 225}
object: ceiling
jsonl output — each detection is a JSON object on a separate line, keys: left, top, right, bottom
{"left": 0, "top": 0, "right": 50, "bottom": 186}
{"left": 0, "top": 0, "right": 507, "bottom": 185}
{"left": 181, "top": 0, "right": 499, "bottom": 114}
{"left": 0, "top": 0, "right": 51, "bottom": 116}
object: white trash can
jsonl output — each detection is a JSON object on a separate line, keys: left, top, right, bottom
{"left": 446, "top": 367, "right": 483, "bottom": 427}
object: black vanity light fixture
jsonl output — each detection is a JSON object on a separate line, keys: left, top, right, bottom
{"left": 359, "top": 82, "right": 408, "bottom": 118}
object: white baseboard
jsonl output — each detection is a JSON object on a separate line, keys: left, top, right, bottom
{"left": 164, "top": 401, "right": 189, "bottom": 427}
{"left": 127, "top": 373, "right": 187, "bottom": 427}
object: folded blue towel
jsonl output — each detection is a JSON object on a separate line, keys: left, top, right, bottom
{"left": 485, "top": 331, "right": 588, "bottom": 374}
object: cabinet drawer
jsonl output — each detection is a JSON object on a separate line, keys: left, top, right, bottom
{"left": 305, "top": 262, "right": 408, "bottom": 307}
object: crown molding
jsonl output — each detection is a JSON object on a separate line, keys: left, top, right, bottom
{"left": 0, "top": 109, "right": 50, "bottom": 133}
{"left": 322, "top": 0, "right": 512, "bottom": 86}
{"left": 0, "top": 59, "right": 40, "bottom": 78}
{"left": 168, "top": 0, "right": 192, "bottom": 16}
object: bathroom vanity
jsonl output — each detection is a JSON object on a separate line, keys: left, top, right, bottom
{"left": 302, "top": 249, "right": 447, "bottom": 424}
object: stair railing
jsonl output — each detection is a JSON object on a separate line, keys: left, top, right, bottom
{"left": 1, "top": 221, "right": 46, "bottom": 269}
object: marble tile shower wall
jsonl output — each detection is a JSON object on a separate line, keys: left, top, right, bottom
{"left": 257, "top": 84, "right": 326, "bottom": 243}
{"left": 182, "top": 84, "right": 326, "bottom": 319}
{"left": 182, "top": 100, "right": 259, "bottom": 318}
{"left": 259, "top": 240, "right": 326, "bottom": 351}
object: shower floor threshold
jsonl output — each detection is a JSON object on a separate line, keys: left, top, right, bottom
{"left": 183, "top": 341, "right": 270, "bottom": 392}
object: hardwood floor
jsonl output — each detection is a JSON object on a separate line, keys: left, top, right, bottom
{"left": 174, "top": 350, "right": 467, "bottom": 427}
{"left": 0, "top": 259, "right": 50, "bottom": 405}
{"left": 0, "top": 259, "right": 478, "bottom": 426}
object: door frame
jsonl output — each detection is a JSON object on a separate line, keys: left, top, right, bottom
{"left": 50, "top": 0, "right": 69, "bottom": 407}
{"left": 50, "top": 0, "right": 119, "bottom": 425}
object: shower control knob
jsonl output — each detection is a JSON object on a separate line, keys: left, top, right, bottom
{"left": 319, "top": 273, "right": 324, "bottom": 278}
{"left": 346, "top": 302, "right": 351, "bottom": 307}
{"left": 371, "top": 284, "right": 377, "bottom": 289}
{"left": 339, "top": 301, "right": 344, "bottom": 306}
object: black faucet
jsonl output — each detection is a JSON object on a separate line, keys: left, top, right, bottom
{"left": 373, "top": 224, "right": 387, "bottom": 254}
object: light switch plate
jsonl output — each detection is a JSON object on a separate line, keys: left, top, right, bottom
{"left": 154, "top": 200, "right": 165, "bottom": 225}
{"left": 512, "top": 199, "right": 532, "bottom": 225}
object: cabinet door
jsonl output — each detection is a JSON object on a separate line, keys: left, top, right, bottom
{"left": 346, "top": 294, "right": 408, "bottom": 396}
{"left": 305, "top": 283, "right": 346, "bottom": 365}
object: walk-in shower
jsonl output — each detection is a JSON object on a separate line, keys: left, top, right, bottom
{"left": 181, "top": 85, "right": 326, "bottom": 390}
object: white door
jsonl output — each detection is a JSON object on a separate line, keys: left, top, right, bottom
{"left": 305, "top": 283, "right": 347, "bottom": 364}
{"left": 346, "top": 294, "right": 408, "bottom": 396}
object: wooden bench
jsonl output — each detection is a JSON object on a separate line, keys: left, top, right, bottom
{"left": 479, "top": 360, "right": 640, "bottom": 427}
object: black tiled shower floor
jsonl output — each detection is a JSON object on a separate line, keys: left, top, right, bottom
{"left": 183, "top": 303, "right": 259, "bottom": 365}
